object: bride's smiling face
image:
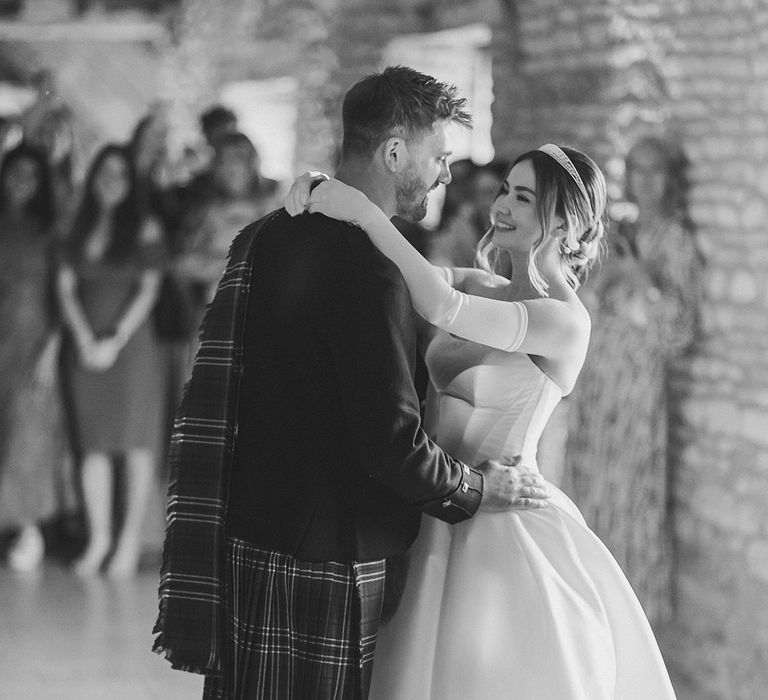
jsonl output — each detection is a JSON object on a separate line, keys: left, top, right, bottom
{"left": 490, "top": 160, "right": 562, "bottom": 253}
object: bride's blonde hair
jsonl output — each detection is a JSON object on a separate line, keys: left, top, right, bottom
{"left": 475, "top": 146, "right": 608, "bottom": 296}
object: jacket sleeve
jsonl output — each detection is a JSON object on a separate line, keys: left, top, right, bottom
{"left": 315, "top": 228, "right": 483, "bottom": 523}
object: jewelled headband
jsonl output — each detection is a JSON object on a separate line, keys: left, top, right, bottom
{"left": 537, "top": 143, "right": 589, "bottom": 202}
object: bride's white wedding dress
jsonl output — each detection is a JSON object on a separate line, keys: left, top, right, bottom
{"left": 369, "top": 329, "right": 676, "bottom": 699}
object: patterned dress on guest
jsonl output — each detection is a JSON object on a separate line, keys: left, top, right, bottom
{"left": 564, "top": 217, "right": 701, "bottom": 630}
{"left": 0, "top": 217, "right": 73, "bottom": 530}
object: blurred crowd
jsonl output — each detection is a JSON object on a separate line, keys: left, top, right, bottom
{"left": 0, "top": 86, "right": 284, "bottom": 578}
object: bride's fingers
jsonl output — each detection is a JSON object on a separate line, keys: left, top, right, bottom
{"left": 284, "top": 187, "right": 305, "bottom": 216}
{"left": 306, "top": 191, "right": 326, "bottom": 214}
{"left": 285, "top": 172, "right": 329, "bottom": 216}
{"left": 285, "top": 180, "right": 307, "bottom": 215}
{"left": 518, "top": 473, "right": 547, "bottom": 487}
{"left": 521, "top": 486, "right": 550, "bottom": 500}
{"left": 518, "top": 498, "right": 549, "bottom": 509}
{"left": 307, "top": 184, "right": 331, "bottom": 212}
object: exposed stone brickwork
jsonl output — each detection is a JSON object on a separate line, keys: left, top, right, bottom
{"left": 486, "top": 3, "right": 768, "bottom": 698}
{"left": 648, "top": 4, "right": 768, "bottom": 699}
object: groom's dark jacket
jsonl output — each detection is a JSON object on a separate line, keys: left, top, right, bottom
{"left": 154, "top": 208, "right": 483, "bottom": 674}
{"left": 227, "top": 209, "right": 483, "bottom": 561}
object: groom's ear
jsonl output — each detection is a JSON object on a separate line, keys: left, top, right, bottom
{"left": 382, "top": 137, "right": 408, "bottom": 173}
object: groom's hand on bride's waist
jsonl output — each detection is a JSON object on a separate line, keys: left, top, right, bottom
{"left": 475, "top": 456, "right": 551, "bottom": 512}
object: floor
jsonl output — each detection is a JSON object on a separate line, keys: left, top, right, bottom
{"left": 1, "top": 561, "right": 203, "bottom": 700}
{"left": 1, "top": 557, "right": 699, "bottom": 700}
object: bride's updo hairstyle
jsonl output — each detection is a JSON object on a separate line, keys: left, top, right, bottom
{"left": 476, "top": 144, "right": 608, "bottom": 296}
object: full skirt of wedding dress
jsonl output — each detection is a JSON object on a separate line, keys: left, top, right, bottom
{"left": 369, "top": 484, "right": 676, "bottom": 700}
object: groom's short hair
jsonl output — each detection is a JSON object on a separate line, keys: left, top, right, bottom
{"left": 341, "top": 65, "right": 472, "bottom": 157}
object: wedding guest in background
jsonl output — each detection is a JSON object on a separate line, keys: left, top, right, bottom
{"left": 57, "top": 143, "right": 166, "bottom": 578}
{"left": 0, "top": 143, "right": 74, "bottom": 572}
{"left": 174, "top": 131, "right": 281, "bottom": 318}
{"left": 128, "top": 107, "right": 193, "bottom": 552}
{"left": 181, "top": 104, "right": 239, "bottom": 205}
{"left": 564, "top": 134, "right": 702, "bottom": 629}
{"left": 22, "top": 71, "right": 78, "bottom": 219}
{"left": 31, "top": 107, "right": 77, "bottom": 220}
{"left": 621, "top": 135, "right": 701, "bottom": 347}
{"left": 129, "top": 107, "right": 182, "bottom": 236}
{"left": 129, "top": 107, "right": 196, "bottom": 344}
{"left": 200, "top": 104, "right": 238, "bottom": 150}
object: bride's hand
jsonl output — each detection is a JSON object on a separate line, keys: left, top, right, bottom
{"left": 307, "top": 179, "right": 380, "bottom": 229}
{"left": 284, "top": 171, "right": 330, "bottom": 216}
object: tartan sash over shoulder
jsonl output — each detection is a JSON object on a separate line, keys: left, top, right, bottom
{"left": 153, "top": 211, "right": 280, "bottom": 676}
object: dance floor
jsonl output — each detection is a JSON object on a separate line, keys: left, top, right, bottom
{"left": 0, "top": 561, "right": 203, "bottom": 699}
{"left": 1, "top": 554, "right": 693, "bottom": 700}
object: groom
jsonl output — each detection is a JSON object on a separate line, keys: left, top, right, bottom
{"left": 155, "top": 65, "right": 548, "bottom": 699}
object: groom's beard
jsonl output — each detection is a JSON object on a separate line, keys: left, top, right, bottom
{"left": 395, "top": 167, "right": 436, "bottom": 222}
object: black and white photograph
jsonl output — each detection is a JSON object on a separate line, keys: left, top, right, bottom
{"left": 0, "top": 1, "right": 763, "bottom": 699}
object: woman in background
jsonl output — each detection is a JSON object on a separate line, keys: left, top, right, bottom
{"left": 172, "top": 132, "right": 281, "bottom": 380}
{"left": 174, "top": 131, "right": 281, "bottom": 304}
{"left": 564, "top": 134, "right": 702, "bottom": 629}
{"left": 0, "top": 143, "right": 73, "bottom": 571}
{"left": 28, "top": 106, "right": 77, "bottom": 224}
{"left": 129, "top": 107, "right": 184, "bottom": 241}
{"left": 57, "top": 144, "right": 166, "bottom": 578}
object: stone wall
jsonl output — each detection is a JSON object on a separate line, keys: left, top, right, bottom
{"left": 490, "top": 2, "right": 768, "bottom": 698}
{"left": 646, "top": 3, "right": 768, "bottom": 699}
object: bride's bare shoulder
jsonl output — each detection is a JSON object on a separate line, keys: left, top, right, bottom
{"left": 550, "top": 282, "right": 591, "bottom": 324}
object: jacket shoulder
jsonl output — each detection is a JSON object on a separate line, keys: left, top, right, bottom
{"left": 228, "top": 208, "right": 288, "bottom": 262}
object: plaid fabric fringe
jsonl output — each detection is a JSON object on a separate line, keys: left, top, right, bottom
{"left": 153, "top": 212, "right": 281, "bottom": 675}
{"left": 203, "top": 538, "right": 386, "bottom": 700}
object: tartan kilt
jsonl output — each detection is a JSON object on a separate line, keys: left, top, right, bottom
{"left": 203, "top": 538, "right": 387, "bottom": 700}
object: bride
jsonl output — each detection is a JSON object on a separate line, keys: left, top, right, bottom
{"left": 286, "top": 144, "right": 676, "bottom": 699}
